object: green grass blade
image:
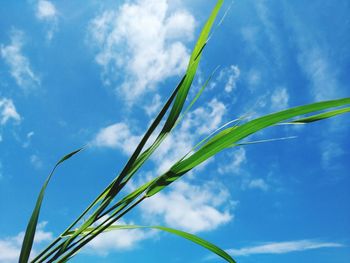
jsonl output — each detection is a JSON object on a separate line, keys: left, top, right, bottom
{"left": 164, "top": 0, "right": 224, "bottom": 131}
{"left": 174, "top": 98, "right": 350, "bottom": 173}
{"left": 289, "top": 106, "right": 350, "bottom": 123}
{"left": 19, "top": 148, "right": 83, "bottom": 263}
{"left": 63, "top": 225, "right": 236, "bottom": 263}
{"left": 235, "top": 136, "right": 298, "bottom": 146}
{"left": 146, "top": 98, "right": 350, "bottom": 196}
{"left": 34, "top": 3, "right": 226, "bottom": 260}
{"left": 104, "top": 0, "right": 224, "bottom": 200}
{"left": 175, "top": 66, "right": 220, "bottom": 126}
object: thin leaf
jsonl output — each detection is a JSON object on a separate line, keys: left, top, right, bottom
{"left": 235, "top": 136, "right": 298, "bottom": 146}
{"left": 39, "top": 3, "right": 226, "bottom": 259}
{"left": 104, "top": 0, "right": 224, "bottom": 201}
{"left": 289, "top": 107, "right": 350, "bottom": 123}
{"left": 19, "top": 147, "right": 83, "bottom": 263}
{"left": 146, "top": 98, "right": 350, "bottom": 196}
{"left": 64, "top": 225, "right": 236, "bottom": 263}
{"left": 174, "top": 99, "right": 350, "bottom": 173}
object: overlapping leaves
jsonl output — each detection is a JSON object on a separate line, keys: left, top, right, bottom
{"left": 19, "top": 0, "right": 350, "bottom": 262}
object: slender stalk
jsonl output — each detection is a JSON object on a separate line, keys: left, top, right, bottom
{"left": 55, "top": 196, "right": 147, "bottom": 262}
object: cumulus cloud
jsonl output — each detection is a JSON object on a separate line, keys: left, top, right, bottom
{"left": 181, "top": 98, "right": 226, "bottom": 135}
{"left": 0, "top": 30, "right": 40, "bottom": 89}
{"left": 88, "top": 0, "right": 195, "bottom": 104}
{"left": 141, "top": 180, "right": 233, "bottom": 233}
{"left": 86, "top": 220, "right": 152, "bottom": 256}
{"left": 90, "top": 97, "right": 232, "bottom": 234}
{"left": 0, "top": 222, "right": 53, "bottom": 263}
{"left": 91, "top": 98, "right": 226, "bottom": 174}
{"left": 35, "top": 0, "right": 58, "bottom": 41}
{"left": 85, "top": 179, "right": 234, "bottom": 254}
{"left": 0, "top": 98, "right": 21, "bottom": 125}
{"left": 91, "top": 122, "right": 141, "bottom": 155}
{"left": 227, "top": 239, "right": 343, "bottom": 256}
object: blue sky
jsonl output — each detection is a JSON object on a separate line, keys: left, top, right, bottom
{"left": 0, "top": 0, "right": 349, "bottom": 262}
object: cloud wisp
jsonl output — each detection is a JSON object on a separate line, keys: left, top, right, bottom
{"left": 35, "top": 0, "right": 58, "bottom": 41}
{"left": 1, "top": 30, "right": 40, "bottom": 90}
{"left": 0, "top": 98, "right": 21, "bottom": 126}
{"left": 227, "top": 239, "right": 344, "bottom": 256}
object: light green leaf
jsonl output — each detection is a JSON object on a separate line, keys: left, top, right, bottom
{"left": 64, "top": 224, "right": 236, "bottom": 263}
{"left": 146, "top": 98, "right": 350, "bottom": 196}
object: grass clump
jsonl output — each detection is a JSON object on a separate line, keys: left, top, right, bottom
{"left": 18, "top": 0, "right": 350, "bottom": 262}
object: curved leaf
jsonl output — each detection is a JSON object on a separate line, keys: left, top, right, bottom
{"left": 146, "top": 98, "right": 350, "bottom": 196}
{"left": 19, "top": 148, "right": 83, "bottom": 263}
{"left": 64, "top": 224, "right": 236, "bottom": 263}
{"left": 289, "top": 106, "right": 350, "bottom": 123}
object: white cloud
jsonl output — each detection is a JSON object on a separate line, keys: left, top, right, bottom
{"left": 247, "top": 178, "right": 269, "bottom": 191}
{"left": 151, "top": 98, "right": 226, "bottom": 173}
{"left": 227, "top": 239, "right": 343, "bottom": 256}
{"left": 91, "top": 98, "right": 226, "bottom": 174}
{"left": 86, "top": 220, "right": 152, "bottom": 256}
{"left": 35, "top": 0, "right": 58, "bottom": 41}
{"left": 0, "top": 98, "right": 21, "bottom": 125}
{"left": 0, "top": 239, "right": 20, "bottom": 263}
{"left": 1, "top": 30, "right": 40, "bottom": 89}
{"left": 90, "top": 97, "right": 232, "bottom": 234}
{"left": 182, "top": 98, "right": 226, "bottom": 135}
{"left": 144, "top": 93, "right": 162, "bottom": 117}
{"left": 88, "top": 0, "right": 195, "bottom": 104}
{"left": 270, "top": 87, "right": 289, "bottom": 110}
{"left": 141, "top": 180, "right": 233, "bottom": 233}
{"left": 91, "top": 122, "right": 141, "bottom": 155}
{"left": 0, "top": 222, "right": 53, "bottom": 263}
{"left": 36, "top": 0, "right": 56, "bottom": 20}
{"left": 218, "top": 148, "right": 246, "bottom": 175}
{"left": 217, "top": 65, "right": 240, "bottom": 93}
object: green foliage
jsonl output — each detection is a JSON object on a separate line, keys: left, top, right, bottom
{"left": 19, "top": 148, "right": 83, "bottom": 263}
{"left": 19, "top": 0, "right": 349, "bottom": 262}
